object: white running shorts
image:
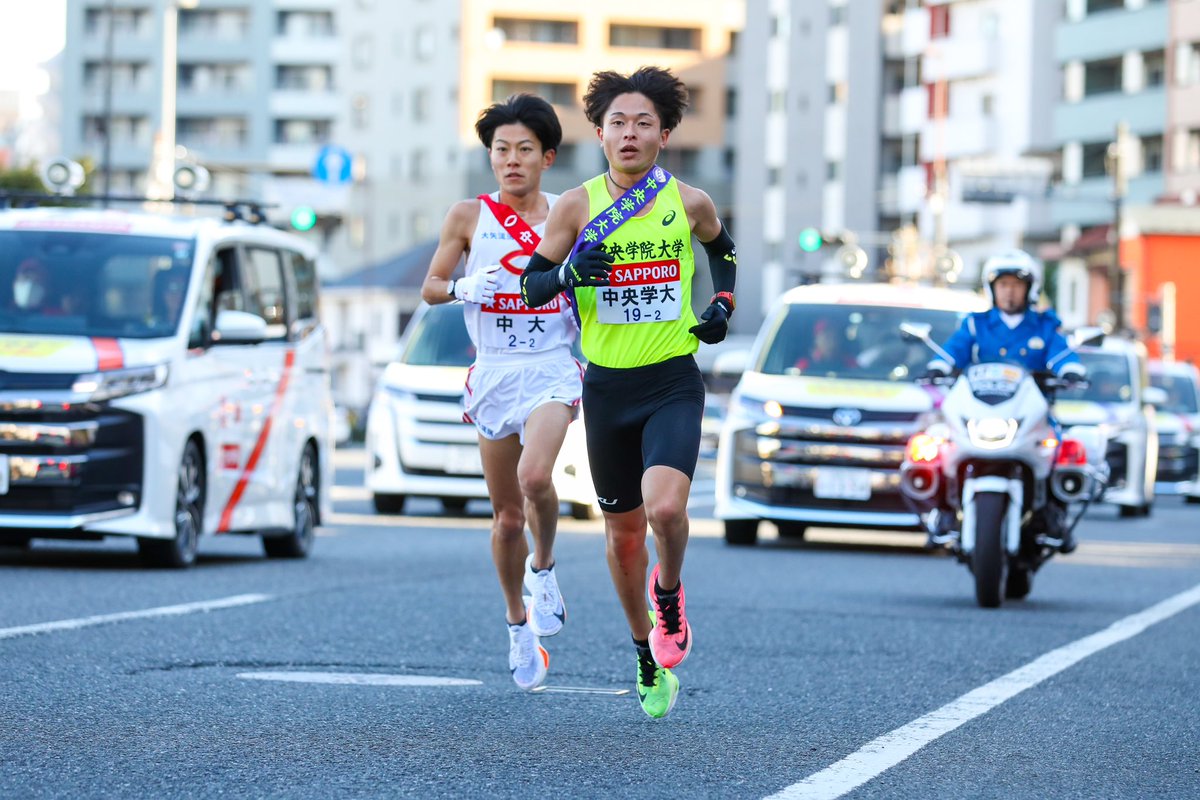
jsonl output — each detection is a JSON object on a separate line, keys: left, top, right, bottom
{"left": 463, "top": 353, "right": 583, "bottom": 443}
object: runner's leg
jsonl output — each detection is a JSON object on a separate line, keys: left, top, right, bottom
{"left": 604, "top": 506, "right": 653, "bottom": 640}
{"left": 479, "top": 433, "right": 528, "bottom": 624}
{"left": 641, "top": 465, "right": 691, "bottom": 590}
{"left": 517, "top": 401, "right": 574, "bottom": 568}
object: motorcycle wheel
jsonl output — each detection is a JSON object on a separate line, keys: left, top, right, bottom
{"left": 1005, "top": 566, "right": 1032, "bottom": 600}
{"left": 972, "top": 492, "right": 1008, "bottom": 608}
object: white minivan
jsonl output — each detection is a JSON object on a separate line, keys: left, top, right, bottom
{"left": 365, "top": 302, "right": 598, "bottom": 519}
{"left": 0, "top": 203, "right": 333, "bottom": 566}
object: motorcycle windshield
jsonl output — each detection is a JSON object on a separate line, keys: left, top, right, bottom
{"left": 965, "top": 362, "right": 1027, "bottom": 405}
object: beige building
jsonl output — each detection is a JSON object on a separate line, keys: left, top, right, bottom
{"left": 1168, "top": 2, "right": 1200, "bottom": 201}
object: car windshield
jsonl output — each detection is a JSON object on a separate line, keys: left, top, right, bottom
{"left": 0, "top": 230, "right": 195, "bottom": 339}
{"left": 400, "top": 304, "right": 478, "bottom": 367}
{"left": 1058, "top": 351, "right": 1133, "bottom": 404}
{"left": 756, "top": 303, "right": 968, "bottom": 381}
{"left": 1150, "top": 373, "right": 1199, "bottom": 414}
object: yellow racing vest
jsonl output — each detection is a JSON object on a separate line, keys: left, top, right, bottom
{"left": 575, "top": 174, "right": 699, "bottom": 368}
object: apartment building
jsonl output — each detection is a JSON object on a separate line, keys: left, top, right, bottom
{"left": 59, "top": 1, "right": 343, "bottom": 242}
{"left": 1166, "top": 0, "right": 1200, "bottom": 202}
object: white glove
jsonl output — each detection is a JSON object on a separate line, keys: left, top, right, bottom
{"left": 452, "top": 265, "right": 500, "bottom": 304}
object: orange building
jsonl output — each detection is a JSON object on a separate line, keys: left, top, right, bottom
{"left": 1122, "top": 206, "right": 1200, "bottom": 363}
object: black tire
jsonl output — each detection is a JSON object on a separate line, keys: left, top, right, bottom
{"left": 139, "top": 438, "right": 203, "bottom": 569}
{"left": 264, "top": 443, "right": 318, "bottom": 559}
{"left": 1118, "top": 504, "right": 1141, "bottom": 519}
{"left": 775, "top": 521, "right": 808, "bottom": 540}
{"left": 372, "top": 493, "right": 406, "bottom": 514}
{"left": 0, "top": 534, "right": 32, "bottom": 550}
{"left": 971, "top": 492, "right": 1007, "bottom": 609}
{"left": 1005, "top": 566, "right": 1033, "bottom": 600}
{"left": 441, "top": 497, "right": 469, "bottom": 515}
{"left": 570, "top": 502, "right": 598, "bottom": 521}
{"left": 1186, "top": 495, "right": 1200, "bottom": 506}
{"left": 725, "top": 519, "right": 759, "bottom": 546}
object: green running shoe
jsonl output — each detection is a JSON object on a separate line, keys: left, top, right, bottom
{"left": 635, "top": 647, "right": 679, "bottom": 719}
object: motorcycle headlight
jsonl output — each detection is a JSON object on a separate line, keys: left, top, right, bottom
{"left": 966, "top": 416, "right": 1018, "bottom": 449}
{"left": 72, "top": 364, "right": 168, "bottom": 402}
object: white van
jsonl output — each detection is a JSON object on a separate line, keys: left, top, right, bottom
{"left": 365, "top": 302, "right": 597, "bottom": 519}
{"left": 0, "top": 204, "right": 333, "bottom": 566}
{"left": 1149, "top": 359, "right": 1200, "bottom": 501}
{"left": 715, "top": 282, "right": 986, "bottom": 545}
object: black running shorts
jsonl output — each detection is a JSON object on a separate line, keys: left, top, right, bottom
{"left": 582, "top": 354, "right": 706, "bottom": 514}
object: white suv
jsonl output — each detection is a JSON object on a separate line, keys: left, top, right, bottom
{"left": 1149, "top": 359, "right": 1200, "bottom": 502}
{"left": 0, "top": 202, "right": 333, "bottom": 566}
{"left": 365, "top": 302, "right": 597, "bottom": 519}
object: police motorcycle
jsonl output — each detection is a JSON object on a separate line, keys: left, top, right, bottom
{"left": 897, "top": 323, "right": 1110, "bottom": 608}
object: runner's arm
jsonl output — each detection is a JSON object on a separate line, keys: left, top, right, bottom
{"left": 420, "top": 201, "right": 476, "bottom": 305}
{"left": 521, "top": 188, "right": 609, "bottom": 308}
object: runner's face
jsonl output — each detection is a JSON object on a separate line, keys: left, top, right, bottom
{"left": 489, "top": 123, "right": 553, "bottom": 195}
{"left": 599, "top": 92, "right": 669, "bottom": 176}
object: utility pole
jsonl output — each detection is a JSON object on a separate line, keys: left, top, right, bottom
{"left": 100, "top": 0, "right": 116, "bottom": 206}
{"left": 1105, "top": 120, "right": 1132, "bottom": 332}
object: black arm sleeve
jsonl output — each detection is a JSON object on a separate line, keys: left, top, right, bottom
{"left": 700, "top": 224, "right": 736, "bottom": 296}
{"left": 520, "top": 252, "right": 563, "bottom": 309}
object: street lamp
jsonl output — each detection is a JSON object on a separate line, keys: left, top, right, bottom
{"left": 148, "top": 0, "right": 199, "bottom": 200}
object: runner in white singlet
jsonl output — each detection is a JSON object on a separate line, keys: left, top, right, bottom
{"left": 419, "top": 94, "right": 577, "bottom": 692}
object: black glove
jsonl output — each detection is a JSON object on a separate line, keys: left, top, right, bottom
{"left": 556, "top": 249, "right": 614, "bottom": 289}
{"left": 921, "top": 364, "right": 951, "bottom": 382}
{"left": 689, "top": 298, "right": 732, "bottom": 345}
{"left": 1060, "top": 370, "right": 1086, "bottom": 387}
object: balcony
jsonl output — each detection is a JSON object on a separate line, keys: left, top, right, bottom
{"left": 269, "top": 90, "right": 340, "bottom": 119}
{"left": 271, "top": 36, "right": 339, "bottom": 64}
{"left": 919, "top": 116, "right": 995, "bottom": 161}
{"left": 922, "top": 35, "right": 997, "bottom": 83}
{"left": 1054, "top": 87, "right": 1165, "bottom": 144}
{"left": 1056, "top": 2, "right": 1168, "bottom": 63}
{"left": 882, "top": 8, "right": 928, "bottom": 60}
{"left": 882, "top": 86, "right": 926, "bottom": 137}
{"left": 1051, "top": 172, "right": 1165, "bottom": 228}
{"left": 268, "top": 143, "right": 321, "bottom": 172}
{"left": 878, "top": 166, "right": 926, "bottom": 216}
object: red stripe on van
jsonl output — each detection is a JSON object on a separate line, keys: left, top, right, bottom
{"left": 217, "top": 349, "right": 296, "bottom": 533}
{"left": 91, "top": 337, "right": 124, "bottom": 371}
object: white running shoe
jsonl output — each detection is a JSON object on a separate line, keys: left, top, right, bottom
{"left": 507, "top": 622, "right": 548, "bottom": 691}
{"left": 523, "top": 554, "right": 566, "bottom": 637}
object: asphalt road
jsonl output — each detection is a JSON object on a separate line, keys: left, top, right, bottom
{"left": 1, "top": 447, "right": 1198, "bottom": 799}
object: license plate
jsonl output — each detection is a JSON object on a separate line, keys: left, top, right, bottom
{"left": 813, "top": 467, "right": 872, "bottom": 500}
{"left": 0, "top": 454, "right": 8, "bottom": 494}
{"left": 444, "top": 446, "right": 482, "bottom": 475}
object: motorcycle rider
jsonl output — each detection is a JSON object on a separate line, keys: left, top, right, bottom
{"left": 926, "top": 249, "right": 1086, "bottom": 552}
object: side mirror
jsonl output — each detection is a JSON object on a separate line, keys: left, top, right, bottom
{"left": 900, "top": 322, "right": 933, "bottom": 342}
{"left": 1143, "top": 385, "right": 1169, "bottom": 408}
{"left": 213, "top": 309, "right": 268, "bottom": 344}
{"left": 712, "top": 349, "right": 751, "bottom": 377}
{"left": 1071, "top": 326, "right": 1105, "bottom": 348}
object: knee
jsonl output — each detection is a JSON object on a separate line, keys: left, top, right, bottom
{"left": 517, "top": 464, "right": 555, "bottom": 500}
{"left": 491, "top": 505, "right": 525, "bottom": 541}
{"left": 644, "top": 496, "right": 686, "bottom": 531}
{"left": 606, "top": 526, "right": 645, "bottom": 564}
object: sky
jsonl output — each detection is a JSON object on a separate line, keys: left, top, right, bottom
{"left": 0, "top": 0, "right": 66, "bottom": 103}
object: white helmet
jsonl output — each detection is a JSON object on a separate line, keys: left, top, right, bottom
{"left": 981, "top": 249, "right": 1041, "bottom": 310}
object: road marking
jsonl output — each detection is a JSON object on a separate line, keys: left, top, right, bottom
{"left": 531, "top": 685, "right": 631, "bottom": 696}
{"left": 0, "top": 594, "right": 272, "bottom": 641}
{"left": 237, "top": 671, "right": 481, "bottom": 687}
{"left": 766, "top": 581, "right": 1200, "bottom": 800}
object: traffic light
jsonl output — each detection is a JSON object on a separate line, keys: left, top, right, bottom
{"left": 290, "top": 206, "right": 318, "bottom": 231}
{"left": 798, "top": 227, "right": 824, "bottom": 253}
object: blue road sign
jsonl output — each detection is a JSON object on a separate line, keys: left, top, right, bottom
{"left": 313, "top": 145, "right": 353, "bottom": 184}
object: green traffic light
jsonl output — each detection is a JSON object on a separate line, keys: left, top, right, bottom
{"left": 290, "top": 206, "right": 318, "bottom": 231}
{"left": 798, "top": 227, "right": 823, "bottom": 253}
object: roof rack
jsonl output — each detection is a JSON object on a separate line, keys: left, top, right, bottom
{"left": 0, "top": 192, "right": 277, "bottom": 225}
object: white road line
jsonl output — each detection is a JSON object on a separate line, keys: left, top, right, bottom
{"left": 237, "top": 671, "right": 480, "bottom": 687}
{"left": 531, "top": 685, "right": 631, "bottom": 696}
{"left": 767, "top": 581, "right": 1200, "bottom": 800}
{"left": 0, "top": 594, "right": 272, "bottom": 641}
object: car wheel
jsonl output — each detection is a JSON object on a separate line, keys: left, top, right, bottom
{"left": 774, "top": 521, "right": 808, "bottom": 540}
{"left": 724, "top": 519, "right": 758, "bottom": 546}
{"left": 1118, "top": 504, "right": 1142, "bottom": 519}
{"left": 1186, "top": 495, "right": 1200, "bottom": 505}
{"left": 264, "top": 443, "right": 317, "bottom": 559}
{"left": 0, "top": 533, "right": 32, "bottom": 550}
{"left": 570, "top": 501, "right": 599, "bottom": 521}
{"left": 441, "top": 497, "right": 469, "bottom": 515}
{"left": 139, "top": 438, "right": 203, "bottom": 569}
{"left": 372, "top": 493, "right": 406, "bottom": 514}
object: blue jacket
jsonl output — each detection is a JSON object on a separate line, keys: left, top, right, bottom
{"left": 939, "top": 308, "right": 1082, "bottom": 375}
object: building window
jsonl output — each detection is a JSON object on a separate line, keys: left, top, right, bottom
{"left": 410, "top": 149, "right": 428, "bottom": 181}
{"left": 1081, "top": 141, "right": 1110, "bottom": 178}
{"left": 273, "top": 119, "right": 332, "bottom": 145}
{"left": 827, "top": 160, "right": 842, "bottom": 181}
{"left": 1143, "top": 49, "right": 1166, "bottom": 88}
{"left": 981, "top": 94, "right": 994, "bottom": 116}
{"left": 1182, "top": 128, "right": 1200, "bottom": 172}
{"left": 930, "top": 5, "right": 950, "bottom": 39}
{"left": 685, "top": 86, "right": 700, "bottom": 114}
{"left": 83, "top": 61, "right": 149, "bottom": 92}
{"left": 412, "top": 88, "right": 430, "bottom": 122}
{"left": 82, "top": 115, "right": 149, "bottom": 145}
{"left": 658, "top": 147, "right": 700, "bottom": 176}
{"left": 927, "top": 81, "right": 949, "bottom": 117}
{"left": 1142, "top": 135, "right": 1164, "bottom": 173}
{"left": 829, "top": 81, "right": 848, "bottom": 104}
{"left": 85, "top": 8, "right": 149, "bottom": 37}
{"left": 178, "top": 9, "right": 249, "bottom": 40}
{"left": 178, "top": 116, "right": 248, "bottom": 149}
{"left": 275, "top": 65, "right": 333, "bottom": 91}
{"left": 276, "top": 11, "right": 334, "bottom": 37}
{"left": 769, "top": 91, "right": 786, "bottom": 112}
{"left": 725, "top": 87, "right": 737, "bottom": 118}
{"left": 1084, "top": 57, "right": 1122, "bottom": 96}
{"left": 767, "top": 167, "right": 782, "bottom": 186}
{"left": 492, "top": 17, "right": 578, "bottom": 44}
{"left": 830, "top": 5, "right": 847, "bottom": 26}
{"left": 351, "top": 95, "right": 369, "bottom": 130}
{"left": 1176, "top": 41, "right": 1200, "bottom": 86}
{"left": 1086, "top": 0, "right": 1124, "bottom": 14}
{"left": 491, "top": 79, "right": 575, "bottom": 106}
{"left": 609, "top": 24, "right": 701, "bottom": 50}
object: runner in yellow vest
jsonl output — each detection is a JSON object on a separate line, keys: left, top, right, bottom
{"left": 521, "top": 67, "right": 737, "bottom": 718}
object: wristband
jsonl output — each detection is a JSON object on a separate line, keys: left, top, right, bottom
{"left": 711, "top": 291, "right": 736, "bottom": 312}
{"left": 447, "top": 279, "right": 456, "bottom": 297}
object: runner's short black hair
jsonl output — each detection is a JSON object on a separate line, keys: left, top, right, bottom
{"left": 583, "top": 66, "right": 689, "bottom": 132}
{"left": 475, "top": 93, "right": 562, "bottom": 153}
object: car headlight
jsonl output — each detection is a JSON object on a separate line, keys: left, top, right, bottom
{"left": 72, "top": 364, "right": 168, "bottom": 402}
{"left": 966, "top": 417, "right": 1018, "bottom": 449}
